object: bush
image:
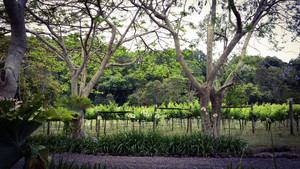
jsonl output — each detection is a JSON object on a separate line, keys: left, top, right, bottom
{"left": 26, "top": 131, "right": 247, "bottom": 157}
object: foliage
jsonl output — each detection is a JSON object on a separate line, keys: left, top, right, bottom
{"left": 293, "top": 104, "right": 300, "bottom": 121}
{"left": 0, "top": 94, "right": 75, "bottom": 169}
{"left": 23, "top": 145, "right": 52, "bottom": 169}
{"left": 84, "top": 100, "right": 202, "bottom": 122}
{"left": 55, "top": 95, "right": 93, "bottom": 113}
{"left": 26, "top": 131, "right": 247, "bottom": 157}
{"left": 252, "top": 103, "right": 288, "bottom": 122}
{"left": 20, "top": 37, "right": 64, "bottom": 103}
{"left": 83, "top": 101, "right": 293, "bottom": 124}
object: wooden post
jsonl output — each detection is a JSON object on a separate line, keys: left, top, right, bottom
{"left": 251, "top": 104, "right": 255, "bottom": 134}
{"left": 186, "top": 116, "right": 190, "bottom": 133}
{"left": 43, "top": 124, "right": 45, "bottom": 134}
{"left": 96, "top": 111, "right": 100, "bottom": 137}
{"left": 123, "top": 120, "right": 126, "bottom": 132}
{"left": 228, "top": 108, "right": 231, "bottom": 137}
{"left": 296, "top": 118, "right": 299, "bottom": 132}
{"left": 90, "top": 119, "right": 93, "bottom": 130}
{"left": 153, "top": 105, "right": 157, "bottom": 132}
{"left": 116, "top": 120, "right": 118, "bottom": 133}
{"left": 56, "top": 121, "right": 59, "bottom": 134}
{"left": 47, "top": 121, "right": 50, "bottom": 135}
{"left": 139, "top": 120, "right": 141, "bottom": 131}
{"left": 104, "top": 119, "right": 107, "bottom": 135}
{"left": 180, "top": 118, "right": 183, "bottom": 128}
{"left": 289, "top": 98, "right": 294, "bottom": 136}
{"left": 228, "top": 118, "right": 231, "bottom": 137}
{"left": 172, "top": 118, "right": 174, "bottom": 131}
{"left": 190, "top": 117, "right": 192, "bottom": 133}
{"left": 189, "top": 106, "right": 192, "bottom": 133}
{"left": 132, "top": 120, "right": 135, "bottom": 131}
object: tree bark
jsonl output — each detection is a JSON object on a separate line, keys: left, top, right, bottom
{"left": 0, "top": 0, "right": 27, "bottom": 99}
{"left": 210, "top": 89, "right": 224, "bottom": 136}
{"left": 71, "top": 73, "right": 79, "bottom": 96}
{"left": 209, "top": 30, "right": 254, "bottom": 136}
{"left": 199, "top": 88, "right": 213, "bottom": 135}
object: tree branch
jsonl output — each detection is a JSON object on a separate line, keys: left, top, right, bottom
{"left": 206, "top": 0, "right": 217, "bottom": 81}
{"left": 217, "top": 82, "right": 234, "bottom": 95}
{"left": 106, "top": 56, "right": 142, "bottom": 68}
{"left": 214, "top": 32, "right": 228, "bottom": 44}
{"left": 228, "top": 0, "right": 237, "bottom": 31}
{"left": 121, "top": 28, "right": 158, "bottom": 44}
{"left": 228, "top": 0, "right": 242, "bottom": 33}
{"left": 1, "top": 0, "right": 27, "bottom": 99}
{"left": 130, "top": 0, "right": 173, "bottom": 33}
{"left": 26, "top": 29, "right": 64, "bottom": 58}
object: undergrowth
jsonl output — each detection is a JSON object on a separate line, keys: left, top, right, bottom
{"left": 26, "top": 131, "right": 247, "bottom": 157}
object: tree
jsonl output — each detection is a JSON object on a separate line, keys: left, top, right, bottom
{"left": 0, "top": 0, "right": 27, "bottom": 99}
{"left": 131, "top": 0, "right": 299, "bottom": 135}
{"left": 24, "top": 0, "right": 158, "bottom": 137}
{"left": 0, "top": 35, "right": 63, "bottom": 102}
{"left": 25, "top": 0, "right": 156, "bottom": 98}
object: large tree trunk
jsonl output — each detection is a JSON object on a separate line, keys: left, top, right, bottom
{"left": 0, "top": 0, "right": 27, "bottom": 168}
{"left": 210, "top": 90, "right": 224, "bottom": 136}
{"left": 72, "top": 110, "right": 86, "bottom": 138}
{"left": 209, "top": 30, "right": 254, "bottom": 136}
{"left": 199, "top": 87, "right": 213, "bottom": 135}
{"left": 79, "top": 54, "right": 110, "bottom": 97}
{"left": 71, "top": 73, "right": 79, "bottom": 96}
{"left": 0, "top": 0, "right": 27, "bottom": 99}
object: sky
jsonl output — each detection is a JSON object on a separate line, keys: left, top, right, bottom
{"left": 180, "top": 0, "right": 300, "bottom": 63}
{"left": 246, "top": 32, "right": 299, "bottom": 63}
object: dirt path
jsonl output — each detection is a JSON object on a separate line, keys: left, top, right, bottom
{"left": 12, "top": 153, "right": 300, "bottom": 169}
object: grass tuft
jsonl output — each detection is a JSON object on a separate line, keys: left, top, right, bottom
{"left": 26, "top": 131, "right": 247, "bottom": 157}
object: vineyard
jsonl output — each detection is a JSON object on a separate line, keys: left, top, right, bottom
{"left": 35, "top": 101, "right": 300, "bottom": 137}
{"left": 84, "top": 101, "right": 300, "bottom": 122}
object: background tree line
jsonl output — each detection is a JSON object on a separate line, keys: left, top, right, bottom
{"left": 1, "top": 35, "right": 299, "bottom": 106}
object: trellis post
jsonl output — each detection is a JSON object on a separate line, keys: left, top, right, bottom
{"left": 47, "top": 121, "right": 50, "bottom": 135}
{"left": 289, "top": 98, "right": 294, "bottom": 136}
{"left": 251, "top": 104, "right": 255, "bottom": 134}
{"left": 96, "top": 111, "right": 100, "bottom": 137}
{"left": 153, "top": 105, "right": 157, "bottom": 132}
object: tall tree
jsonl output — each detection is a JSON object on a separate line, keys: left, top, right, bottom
{"left": 24, "top": 0, "right": 157, "bottom": 137}
{"left": 25, "top": 0, "right": 154, "bottom": 98}
{"left": 131, "top": 0, "right": 299, "bottom": 135}
{"left": 0, "top": 0, "right": 27, "bottom": 99}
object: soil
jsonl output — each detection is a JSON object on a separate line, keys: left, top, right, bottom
{"left": 12, "top": 147, "right": 300, "bottom": 169}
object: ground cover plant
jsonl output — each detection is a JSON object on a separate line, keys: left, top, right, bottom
{"left": 26, "top": 131, "right": 247, "bottom": 157}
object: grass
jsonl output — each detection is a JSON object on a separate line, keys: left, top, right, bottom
{"left": 227, "top": 121, "right": 300, "bottom": 148}
{"left": 27, "top": 131, "right": 247, "bottom": 157}
{"left": 32, "top": 118, "right": 300, "bottom": 148}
